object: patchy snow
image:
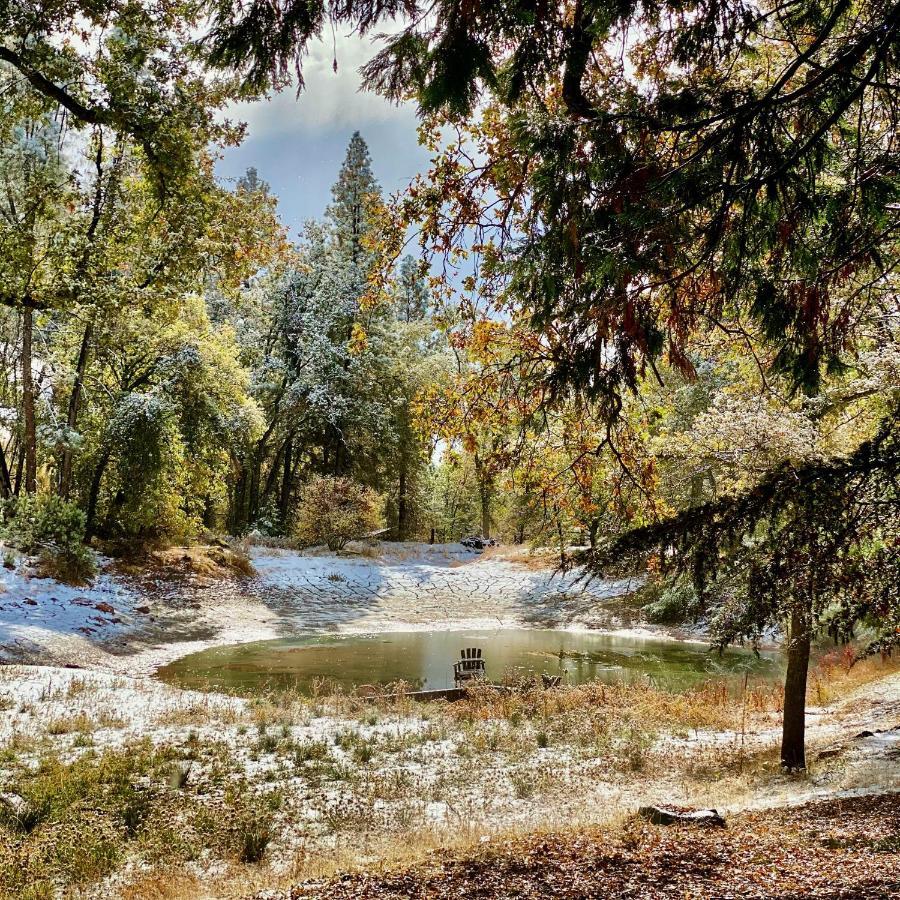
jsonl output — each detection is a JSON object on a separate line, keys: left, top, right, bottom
{"left": 0, "top": 662, "right": 896, "bottom": 872}
{"left": 0, "top": 543, "right": 648, "bottom": 675}
{"left": 251, "top": 544, "right": 641, "bottom": 634}
{"left": 0, "top": 559, "right": 139, "bottom": 663}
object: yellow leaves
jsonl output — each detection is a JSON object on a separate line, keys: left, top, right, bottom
{"left": 470, "top": 319, "right": 508, "bottom": 362}
{"left": 348, "top": 322, "right": 369, "bottom": 355}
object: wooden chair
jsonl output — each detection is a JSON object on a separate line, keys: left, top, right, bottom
{"left": 453, "top": 647, "right": 486, "bottom": 684}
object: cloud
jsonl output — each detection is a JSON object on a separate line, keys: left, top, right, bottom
{"left": 225, "top": 32, "right": 414, "bottom": 139}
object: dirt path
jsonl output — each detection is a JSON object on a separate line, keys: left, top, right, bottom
{"left": 271, "top": 793, "right": 900, "bottom": 899}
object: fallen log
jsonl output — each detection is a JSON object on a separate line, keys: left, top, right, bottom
{"left": 638, "top": 805, "right": 726, "bottom": 827}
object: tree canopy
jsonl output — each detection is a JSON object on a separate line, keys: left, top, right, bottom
{"left": 2, "top": 0, "right": 897, "bottom": 771}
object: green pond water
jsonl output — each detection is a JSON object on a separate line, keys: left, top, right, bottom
{"left": 156, "top": 629, "right": 783, "bottom": 694}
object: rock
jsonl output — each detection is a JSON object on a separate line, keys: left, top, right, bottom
{"left": 638, "top": 805, "right": 726, "bottom": 827}
{"left": 0, "top": 793, "right": 27, "bottom": 816}
{"left": 135, "top": 605, "right": 151, "bottom": 614}
{"left": 856, "top": 729, "right": 875, "bottom": 739}
{"left": 94, "top": 602, "right": 115, "bottom": 614}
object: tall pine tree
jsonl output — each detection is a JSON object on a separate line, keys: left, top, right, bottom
{"left": 326, "top": 131, "right": 381, "bottom": 267}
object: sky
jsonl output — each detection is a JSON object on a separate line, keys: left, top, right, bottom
{"left": 216, "top": 32, "right": 431, "bottom": 240}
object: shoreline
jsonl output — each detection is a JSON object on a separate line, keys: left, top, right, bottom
{"left": 0, "top": 542, "right": 700, "bottom": 676}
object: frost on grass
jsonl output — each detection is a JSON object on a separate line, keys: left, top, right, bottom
{"left": 0, "top": 662, "right": 897, "bottom": 897}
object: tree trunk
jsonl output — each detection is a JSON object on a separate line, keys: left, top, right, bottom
{"left": 479, "top": 488, "right": 491, "bottom": 537}
{"left": 12, "top": 442, "right": 24, "bottom": 496}
{"left": 0, "top": 442, "right": 12, "bottom": 498}
{"left": 781, "top": 607, "right": 812, "bottom": 770}
{"left": 279, "top": 434, "right": 293, "bottom": 531}
{"left": 397, "top": 465, "right": 408, "bottom": 541}
{"left": 84, "top": 449, "right": 111, "bottom": 541}
{"left": 59, "top": 322, "right": 92, "bottom": 498}
{"left": 261, "top": 443, "right": 285, "bottom": 503}
{"left": 230, "top": 463, "right": 250, "bottom": 534}
{"left": 473, "top": 454, "right": 491, "bottom": 537}
{"left": 21, "top": 307, "right": 37, "bottom": 494}
{"left": 202, "top": 494, "right": 215, "bottom": 530}
{"left": 556, "top": 513, "right": 566, "bottom": 566}
{"left": 248, "top": 446, "right": 264, "bottom": 525}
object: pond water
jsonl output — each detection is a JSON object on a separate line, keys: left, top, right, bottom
{"left": 156, "top": 629, "right": 783, "bottom": 695}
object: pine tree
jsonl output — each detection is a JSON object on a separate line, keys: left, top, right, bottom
{"left": 237, "top": 166, "right": 270, "bottom": 195}
{"left": 326, "top": 132, "right": 381, "bottom": 264}
{"left": 394, "top": 255, "right": 429, "bottom": 323}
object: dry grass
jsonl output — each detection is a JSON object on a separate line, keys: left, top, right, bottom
{"left": 808, "top": 649, "right": 900, "bottom": 705}
{"left": 46, "top": 713, "right": 95, "bottom": 735}
{"left": 479, "top": 545, "right": 557, "bottom": 571}
{"left": 154, "top": 699, "right": 243, "bottom": 728}
{"left": 147, "top": 544, "right": 256, "bottom": 579}
{"left": 2, "top": 645, "right": 896, "bottom": 898}
{"left": 436, "top": 678, "right": 777, "bottom": 736}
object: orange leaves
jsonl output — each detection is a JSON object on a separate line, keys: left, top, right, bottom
{"left": 470, "top": 319, "right": 508, "bottom": 362}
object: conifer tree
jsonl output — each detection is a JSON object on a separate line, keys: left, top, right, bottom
{"left": 395, "top": 256, "right": 430, "bottom": 324}
{"left": 326, "top": 131, "right": 381, "bottom": 265}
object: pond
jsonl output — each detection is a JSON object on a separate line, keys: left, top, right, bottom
{"left": 156, "top": 628, "right": 783, "bottom": 695}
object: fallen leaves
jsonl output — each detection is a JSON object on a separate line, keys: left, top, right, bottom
{"left": 274, "top": 794, "right": 900, "bottom": 899}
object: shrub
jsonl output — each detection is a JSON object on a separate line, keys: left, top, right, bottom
{"left": 236, "top": 813, "right": 271, "bottom": 863}
{"left": 642, "top": 578, "right": 702, "bottom": 624}
{"left": 0, "top": 495, "right": 96, "bottom": 584}
{"left": 293, "top": 476, "right": 383, "bottom": 551}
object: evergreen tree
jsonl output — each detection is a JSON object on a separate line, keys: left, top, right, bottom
{"left": 237, "top": 166, "right": 270, "bottom": 196}
{"left": 326, "top": 131, "right": 381, "bottom": 265}
{"left": 394, "top": 255, "right": 430, "bottom": 324}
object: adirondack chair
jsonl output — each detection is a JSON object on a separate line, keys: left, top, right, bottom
{"left": 453, "top": 647, "right": 486, "bottom": 684}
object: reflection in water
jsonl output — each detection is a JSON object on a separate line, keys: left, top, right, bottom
{"left": 157, "top": 629, "right": 783, "bottom": 694}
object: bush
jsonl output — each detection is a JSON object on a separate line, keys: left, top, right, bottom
{"left": 293, "top": 476, "right": 383, "bottom": 551}
{"left": 642, "top": 578, "right": 702, "bottom": 625}
{"left": 0, "top": 495, "right": 96, "bottom": 584}
{"left": 236, "top": 813, "right": 271, "bottom": 863}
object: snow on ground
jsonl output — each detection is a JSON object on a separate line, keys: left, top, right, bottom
{"left": 251, "top": 544, "right": 641, "bottom": 633}
{"left": 1, "top": 663, "right": 896, "bottom": 848}
{"left": 0, "top": 561, "right": 140, "bottom": 664}
{"left": 0, "top": 543, "right": 645, "bottom": 675}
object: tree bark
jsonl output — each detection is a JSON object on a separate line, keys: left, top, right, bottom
{"left": 202, "top": 494, "right": 215, "bottom": 530}
{"left": 84, "top": 449, "right": 111, "bottom": 540}
{"left": 474, "top": 453, "right": 491, "bottom": 537}
{"left": 21, "top": 307, "right": 37, "bottom": 494}
{"left": 230, "top": 465, "right": 249, "bottom": 534}
{"left": 12, "top": 441, "right": 24, "bottom": 496}
{"left": 248, "top": 445, "right": 265, "bottom": 525}
{"left": 556, "top": 514, "right": 566, "bottom": 566}
{"left": 0, "top": 441, "right": 12, "bottom": 498}
{"left": 59, "top": 322, "right": 92, "bottom": 498}
{"left": 479, "top": 486, "right": 491, "bottom": 537}
{"left": 781, "top": 607, "right": 812, "bottom": 769}
{"left": 397, "top": 465, "right": 408, "bottom": 541}
{"left": 279, "top": 433, "right": 293, "bottom": 531}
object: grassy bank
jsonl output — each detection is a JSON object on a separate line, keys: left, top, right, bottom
{"left": 0, "top": 656, "right": 897, "bottom": 898}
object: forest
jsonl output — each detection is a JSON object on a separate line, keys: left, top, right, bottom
{"left": 0, "top": 1, "right": 898, "bottom": 898}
